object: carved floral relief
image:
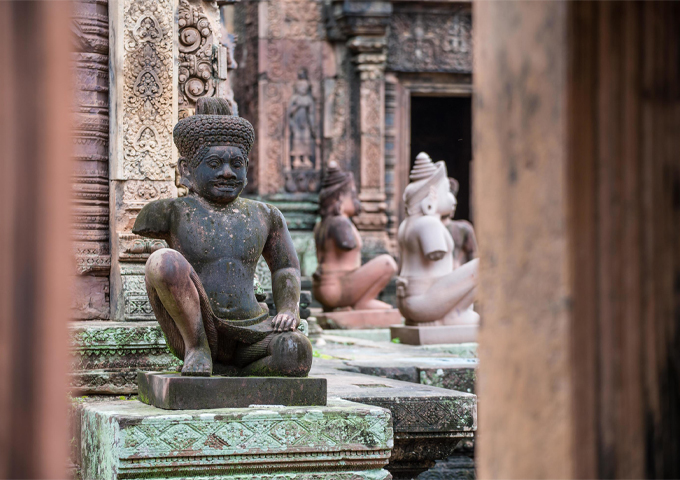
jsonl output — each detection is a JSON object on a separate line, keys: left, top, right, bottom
{"left": 122, "top": 0, "right": 174, "bottom": 181}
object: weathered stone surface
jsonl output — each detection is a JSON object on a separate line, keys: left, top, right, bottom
{"left": 313, "top": 333, "right": 478, "bottom": 394}
{"left": 386, "top": 4, "right": 472, "bottom": 74}
{"left": 417, "top": 455, "right": 475, "bottom": 480}
{"left": 317, "top": 309, "right": 402, "bottom": 330}
{"left": 391, "top": 325, "right": 478, "bottom": 345}
{"left": 138, "top": 372, "right": 327, "bottom": 409}
{"left": 70, "top": 321, "right": 181, "bottom": 394}
{"left": 80, "top": 399, "right": 393, "bottom": 479}
{"left": 71, "top": 0, "right": 111, "bottom": 320}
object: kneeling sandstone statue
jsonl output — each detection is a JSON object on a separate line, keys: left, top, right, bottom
{"left": 133, "top": 98, "right": 313, "bottom": 377}
{"left": 391, "top": 152, "right": 479, "bottom": 344}
{"left": 312, "top": 162, "right": 399, "bottom": 328}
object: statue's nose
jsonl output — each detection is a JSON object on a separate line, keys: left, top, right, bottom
{"left": 217, "top": 164, "right": 236, "bottom": 178}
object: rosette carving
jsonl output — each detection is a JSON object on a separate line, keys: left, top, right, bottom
{"left": 177, "top": 0, "right": 216, "bottom": 120}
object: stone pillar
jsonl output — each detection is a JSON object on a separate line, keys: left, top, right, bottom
{"left": 333, "top": 0, "right": 392, "bottom": 258}
{"left": 72, "top": 0, "right": 112, "bottom": 320}
{"left": 475, "top": 1, "right": 680, "bottom": 477}
{"left": 0, "top": 2, "right": 72, "bottom": 476}
{"left": 109, "top": 0, "right": 178, "bottom": 321}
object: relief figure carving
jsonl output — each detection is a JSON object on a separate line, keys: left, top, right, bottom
{"left": 284, "top": 68, "right": 320, "bottom": 193}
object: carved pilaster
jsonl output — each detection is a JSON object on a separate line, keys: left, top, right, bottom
{"left": 384, "top": 73, "right": 398, "bottom": 249}
{"left": 109, "top": 0, "right": 177, "bottom": 321}
{"left": 72, "top": 0, "right": 111, "bottom": 319}
{"left": 334, "top": 0, "right": 392, "bottom": 257}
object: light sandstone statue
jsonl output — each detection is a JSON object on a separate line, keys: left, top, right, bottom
{"left": 391, "top": 152, "right": 479, "bottom": 344}
{"left": 312, "top": 162, "right": 400, "bottom": 328}
{"left": 133, "top": 98, "right": 313, "bottom": 377}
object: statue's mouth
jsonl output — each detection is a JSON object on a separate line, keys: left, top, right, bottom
{"left": 212, "top": 180, "right": 242, "bottom": 190}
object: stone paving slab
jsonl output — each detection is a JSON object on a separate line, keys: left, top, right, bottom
{"left": 314, "top": 335, "right": 478, "bottom": 394}
{"left": 80, "top": 399, "right": 393, "bottom": 480}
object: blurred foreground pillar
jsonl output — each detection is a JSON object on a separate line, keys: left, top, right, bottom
{"left": 0, "top": 2, "right": 72, "bottom": 478}
{"left": 474, "top": 1, "right": 680, "bottom": 478}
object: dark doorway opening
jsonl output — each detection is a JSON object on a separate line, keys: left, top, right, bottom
{"left": 410, "top": 96, "right": 472, "bottom": 221}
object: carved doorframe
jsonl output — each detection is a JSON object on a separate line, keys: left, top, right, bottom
{"left": 388, "top": 73, "right": 472, "bottom": 239}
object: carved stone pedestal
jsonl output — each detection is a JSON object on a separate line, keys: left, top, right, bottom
{"left": 390, "top": 325, "right": 479, "bottom": 346}
{"left": 80, "top": 399, "right": 393, "bottom": 480}
{"left": 138, "top": 372, "right": 327, "bottom": 410}
{"left": 317, "top": 309, "right": 402, "bottom": 330}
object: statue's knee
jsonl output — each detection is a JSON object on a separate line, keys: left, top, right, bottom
{"left": 145, "top": 248, "right": 191, "bottom": 286}
{"left": 378, "top": 254, "right": 398, "bottom": 275}
{"left": 269, "top": 331, "right": 313, "bottom": 377}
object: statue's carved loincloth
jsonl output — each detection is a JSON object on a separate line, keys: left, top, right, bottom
{"left": 147, "top": 268, "right": 277, "bottom": 368}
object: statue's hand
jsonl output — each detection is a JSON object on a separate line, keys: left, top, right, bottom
{"left": 272, "top": 310, "right": 298, "bottom": 332}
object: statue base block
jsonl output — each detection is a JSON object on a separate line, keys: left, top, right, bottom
{"left": 80, "top": 399, "right": 392, "bottom": 480}
{"left": 390, "top": 324, "right": 479, "bottom": 345}
{"left": 317, "top": 309, "right": 402, "bottom": 329}
{"left": 138, "top": 372, "right": 327, "bottom": 410}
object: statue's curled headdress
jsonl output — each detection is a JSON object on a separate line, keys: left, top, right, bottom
{"left": 173, "top": 98, "right": 255, "bottom": 168}
{"left": 319, "top": 161, "right": 354, "bottom": 217}
{"left": 403, "top": 152, "right": 447, "bottom": 215}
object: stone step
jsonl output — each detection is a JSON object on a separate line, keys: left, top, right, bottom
{"left": 70, "top": 321, "right": 180, "bottom": 395}
{"left": 317, "top": 365, "right": 475, "bottom": 479}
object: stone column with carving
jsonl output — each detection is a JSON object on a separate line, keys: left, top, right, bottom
{"left": 333, "top": 0, "right": 392, "bottom": 259}
{"left": 109, "top": 0, "right": 178, "bottom": 321}
{"left": 72, "top": 0, "right": 112, "bottom": 319}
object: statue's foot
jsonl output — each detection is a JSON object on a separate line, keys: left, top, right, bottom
{"left": 181, "top": 347, "right": 213, "bottom": 376}
{"left": 443, "top": 308, "right": 480, "bottom": 326}
{"left": 355, "top": 299, "right": 394, "bottom": 310}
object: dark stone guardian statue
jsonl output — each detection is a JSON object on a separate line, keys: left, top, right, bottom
{"left": 133, "top": 98, "right": 313, "bottom": 377}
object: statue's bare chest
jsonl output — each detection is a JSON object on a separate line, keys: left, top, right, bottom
{"left": 168, "top": 201, "right": 268, "bottom": 265}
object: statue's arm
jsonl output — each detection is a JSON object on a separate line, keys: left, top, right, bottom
{"left": 308, "top": 104, "right": 316, "bottom": 138}
{"left": 131, "top": 199, "right": 173, "bottom": 240}
{"left": 461, "top": 221, "right": 479, "bottom": 261}
{"left": 417, "top": 217, "right": 450, "bottom": 261}
{"left": 262, "top": 206, "right": 301, "bottom": 332}
{"left": 328, "top": 217, "right": 357, "bottom": 251}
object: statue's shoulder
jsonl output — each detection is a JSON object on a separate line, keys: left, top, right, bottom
{"left": 132, "top": 197, "right": 181, "bottom": 238}
{"left": 240, "top": 198, "right": 286, "bottom": 226}
{"left": 406, "top": 215, "right": 445, "bottom": 240}
{"left": 325, "top": 215, "right": 353, "bottom": 230}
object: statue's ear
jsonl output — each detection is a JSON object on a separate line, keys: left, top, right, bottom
{"left": 177, "top": 158, "right": 192, "bottom": 190}
{"left": 421, "top": 185, "right": 438, "bottom": 215}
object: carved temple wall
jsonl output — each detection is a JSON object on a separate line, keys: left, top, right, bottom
{"left": 232, "top": 0, "right": 473, "bottom": 262}
{"left": 70, "top": 0, "right": 472, "bottom": 321}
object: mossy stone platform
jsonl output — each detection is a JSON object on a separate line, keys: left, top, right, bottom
{"left": 80, "top": 399, "right": 392, "bottom": 480}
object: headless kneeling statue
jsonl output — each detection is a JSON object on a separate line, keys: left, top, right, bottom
{"left": 133, "top": 98, "right": 313, "bottom": 377}
{"left": 391, "top": 152, "right": 479, "bottom": 344}
{"left": 312, "top": 162, "right": 399, "bottom": 328}
{"left": 445, "top": 177, "right": 478, "bottom": 268}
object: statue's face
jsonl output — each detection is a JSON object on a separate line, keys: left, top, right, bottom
{"left": 190, "top": 145, "right": 247, "bottom": 204}
{"left": 437, "top": 178, "right": 456, "bottom": 217}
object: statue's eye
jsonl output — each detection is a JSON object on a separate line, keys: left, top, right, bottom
{"left": 232, "top": 159, "right": 243, "bottom": 168}
{"left": 208, "top": 160, "right": 220, "bottom": 168}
